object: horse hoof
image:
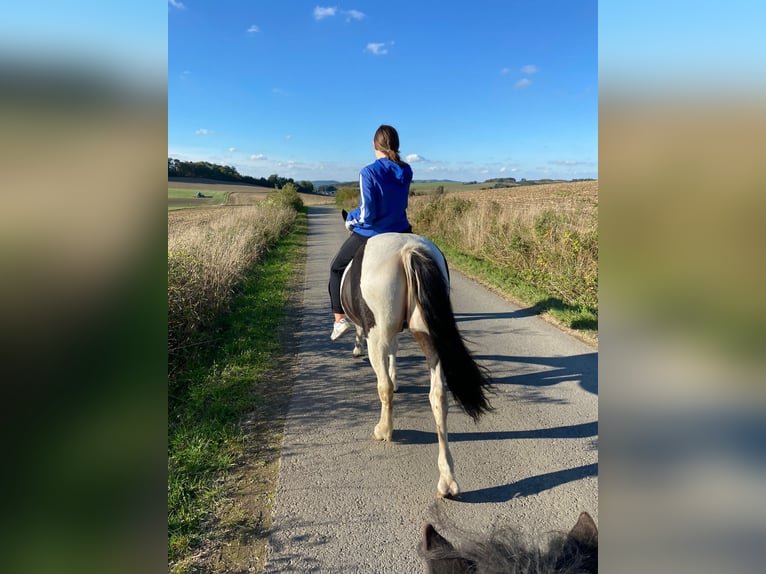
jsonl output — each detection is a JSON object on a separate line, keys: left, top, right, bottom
{"left": 437, "top": 480, "right": 460, "bottom": 498}
{"left": 373, "top": 425, "right": 392, "bottom": 441}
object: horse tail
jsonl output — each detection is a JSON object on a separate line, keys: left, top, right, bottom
{"left": 404, "top": 246, "right": 492, "bottom": 421}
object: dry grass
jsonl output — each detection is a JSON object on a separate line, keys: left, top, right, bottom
{"left": 168, "top": 205, "right": 296, "bottom": 364}
{"left": 409, "top": 181, "right": 598, "bottom": 316}
{"left": 453, "top": 181, "right": 598, "bottom": 228}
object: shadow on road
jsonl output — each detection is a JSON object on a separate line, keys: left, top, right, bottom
{"left": 475, "top": 352, "right": 598, "bottom": 396}
{"left": 458, "top": 463, "right": 598, "bottom": 503}
{"left": 455, "top": 309, "right": 540, "bottom": 322}
{"left": 394, "top": 421, "right": 598, "bottom": 445}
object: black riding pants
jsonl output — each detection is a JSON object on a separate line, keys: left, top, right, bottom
{"left": 328, "top": 232, "right": 369, "bottom": 314}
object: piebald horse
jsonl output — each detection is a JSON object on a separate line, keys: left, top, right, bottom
{"left": 339, "top": 232, "right": 492, "bottom": 497}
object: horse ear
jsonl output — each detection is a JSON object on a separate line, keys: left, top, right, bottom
{"left": 568, "top": 512, "right": 598, "bottom": 546}
{"left": 424, "top": 524, "right": 454, "bottom": 552}
{"left": 566, "top": 512, "right": 598, "bottom": 573}
{"left": 423, "top": 524, "right": 473, "bottom": 574}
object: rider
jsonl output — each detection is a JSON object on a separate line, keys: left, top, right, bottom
{"left": 328, "top": 124, "right": 413, "bottom": 340}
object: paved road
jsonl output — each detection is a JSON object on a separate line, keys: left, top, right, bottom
{"left": 265, "top": 206, "right": 598, "bottom": 573}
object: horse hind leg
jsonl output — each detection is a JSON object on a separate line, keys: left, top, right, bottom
{"left": 413, "top": 331, "right": 459, "bottom": 498}
{"left": 367, "top": 329, "right": 395, "bottom": 441}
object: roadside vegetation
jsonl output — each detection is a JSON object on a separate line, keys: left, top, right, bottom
{"left": 337, "top": 181, "right": 598, "bottom": 342}
{"left": 168, "top": 185, "right": 305, "bottom": 572}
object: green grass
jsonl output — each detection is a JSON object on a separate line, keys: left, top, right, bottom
{"left": 168, "top": 211, "right": 306, "bottom": 568}
{"left": 168, "top": 188, "right": 230, "bottom": 210}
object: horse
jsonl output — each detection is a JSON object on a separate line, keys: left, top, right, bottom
{"left": 421, "top": 511, "right": 598, "bottom": 573}
{"left": 339, "top": 231, "right": 493, "bottom": 497}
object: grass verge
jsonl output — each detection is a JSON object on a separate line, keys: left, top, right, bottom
{"left": 168, "top": 210, "right": 307, "bottom": 572}
{"left": 433, "top": 240, "right": 598, "bottom": 346}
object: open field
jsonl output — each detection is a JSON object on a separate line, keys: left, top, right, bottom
{"left": 408, "top": 180, "right": 487, "bottom": 194}
{"left": 454, "top": 180, "right": 598, "bottom": 226}
{"left": 168, "top": 188, "right": 229, "bottom": 210}
{"left": 168, "top": 177, "right": 334, "bottom": 209}
{"left": 408, "top": 179, "right": 596, "bottom": 196}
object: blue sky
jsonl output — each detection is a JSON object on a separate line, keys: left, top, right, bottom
{"left": 169, "top": 1, "right": 598, "bottom": 182}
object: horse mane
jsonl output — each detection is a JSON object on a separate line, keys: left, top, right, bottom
{"left": 420, "top": 507, "right": 598, "bottom": 574}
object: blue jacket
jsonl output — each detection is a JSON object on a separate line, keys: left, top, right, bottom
{"left": 345, "top": 158, "right": 412, "bottom": 237}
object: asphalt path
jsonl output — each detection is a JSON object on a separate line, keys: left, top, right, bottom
{"left": 265, "top": 206, "right": 598, "bottom": 573}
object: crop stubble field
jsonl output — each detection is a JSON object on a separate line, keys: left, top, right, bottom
{"left": 454, "top": 181, "right": 598, "bottom": 227}
{"left": 167, "top": 178, "right": 334, "bottom": 211}
{"left": 168, "top": 178, "right": 596, "bottom": 216}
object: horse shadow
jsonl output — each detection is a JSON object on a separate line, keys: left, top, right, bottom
{"left": 393, "top": 350, "right": 598, "bottom": 398}
{"left": 455, "top": 309, "right": 541, "bottom": 322}
{"left": 458, "top": 463, "right": 598, "bottom": 503}
{"left": 395, "top": 421, "right": 598, "bottom": 445}
{"left": 455, "top": 298, "right": 597, "bottom": 331}
{"left": 475, "top": 352, "right": 598, "bottom": 396}
{"left": 450, "top": 309, "right": 598, "bottom": 397}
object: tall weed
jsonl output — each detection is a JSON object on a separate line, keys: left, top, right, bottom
{"left": 409, "top": 187, "right": 597, "bottom": 315}
{"left": 168, "top": 205, "right": 296, "bottom": 370}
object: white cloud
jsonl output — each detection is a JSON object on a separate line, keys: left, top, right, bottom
{"left": 499, "top": 167, "right": 507, "bottom": 173}
{"left": 168, "top": 0, "right": 185, "bottom": 9}
{"left": 247, "top": 25, "right": 260, "bottom": 33}
{"left": 250, "top": 154, "right": 267, "bottom": 160}
{"left": 344, "top": 9, "right": 365, "bottom": 21}
{"left": 520, "top": 64, "right": 538, "bottom": 74}
{"left": 195, "top": 128, "right": 209, "bottom": 135}
{"left": 515, "top": 78, "right": 531, "bottom": 89}
{"left": 228, "top": 147, "right": 237, "bottom": 152}
{"left": 314, "top": 6, "right": 337, "bottom": 20}
{"left": 500, "top": 67, "right": 510, "bottom": 75}
{"left": 406, "top": 153, "right": 425, "bottom": 162}
{"left": 366, "top": 42, "right": 390, "bottom": 55}
{"left": 549, "top": 160, "right": 593, "bottom": 166}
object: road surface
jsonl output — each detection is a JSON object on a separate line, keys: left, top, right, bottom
{"left": 265, "top": 206, "right": 597, "bottom": 573}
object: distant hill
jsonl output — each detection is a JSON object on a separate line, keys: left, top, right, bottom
{"left": 313, "top": 177, "right": 595, "bottom": 187}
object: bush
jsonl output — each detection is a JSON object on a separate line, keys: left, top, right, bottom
{"left": 335, "top": 186, "right": 360, "bottom": 210}
{"left": 266, "top": 183, "right": 304, "bottom": 210}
